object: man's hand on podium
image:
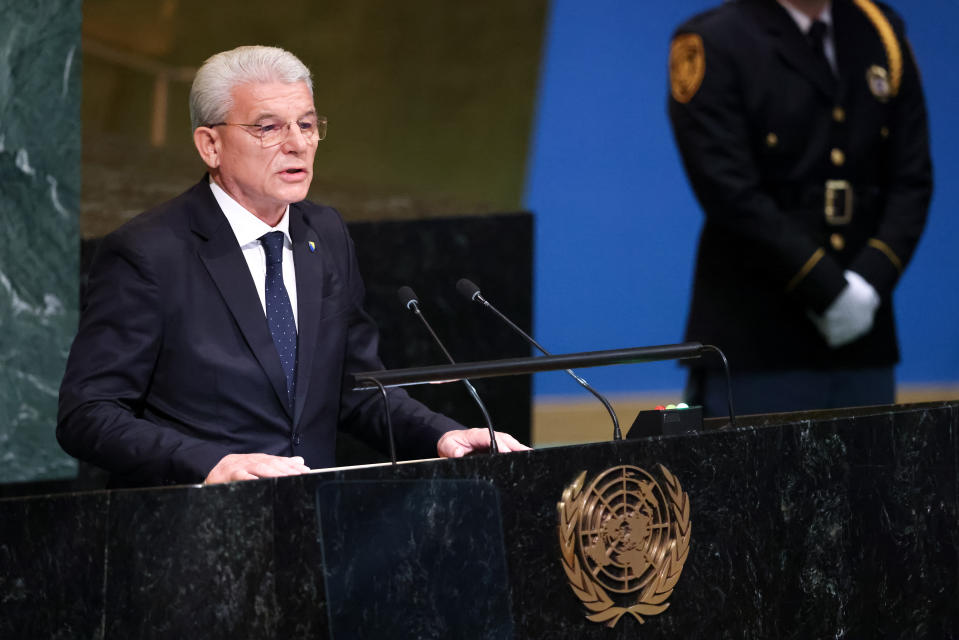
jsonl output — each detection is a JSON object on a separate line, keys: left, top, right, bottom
{"left": 437, "top": 428, "right": 531, "bottom": 458}
{"left": 202, "top": 430, "right": 530, "bottom": 484}
{"left": 204, "top": 453, "right": 312, "bottom": 484}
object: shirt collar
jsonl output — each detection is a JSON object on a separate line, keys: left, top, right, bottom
{"left": 777, "top": 0, "right": 832, "bottom": 34}
{"left": 209, "top": 179, "right": 291, "bottom": 248}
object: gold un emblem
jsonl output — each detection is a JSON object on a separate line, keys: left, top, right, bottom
{"left": 558, "top": 464, "right": 691, "bottom": 627}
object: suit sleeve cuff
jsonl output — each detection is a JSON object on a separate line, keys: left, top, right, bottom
{"left": 849, "top": 238, "right": 903, "bottom": 296}
{"left": 785, "top": 248, "right": 847, "bottom": 313}
{"left": 174, "top": 444, "right": 233, "bottom": 485}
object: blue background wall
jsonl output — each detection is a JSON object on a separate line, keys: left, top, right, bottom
{"left": 525, "top": 0, "right": 959, "bottom": 397}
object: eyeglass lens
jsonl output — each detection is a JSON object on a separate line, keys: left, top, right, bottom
{"left": 259, "top": 118, "right": 327, "bottom": 146}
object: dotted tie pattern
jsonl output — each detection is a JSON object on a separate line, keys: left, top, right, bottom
{"left": 260, "top": 231, "right": 297, "bottom": 409}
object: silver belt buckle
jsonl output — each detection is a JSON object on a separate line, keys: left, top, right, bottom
{"left": 825, "top": 179, "right": 853, "bottom": 225}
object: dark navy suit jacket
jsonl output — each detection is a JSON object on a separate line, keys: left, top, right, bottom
{"left": 58, "top": 178, "right": 458, "bottom": 487}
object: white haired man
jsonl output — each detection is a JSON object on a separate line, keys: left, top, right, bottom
{"left": 58, "top": 45, "right": 527, "bottom": 487}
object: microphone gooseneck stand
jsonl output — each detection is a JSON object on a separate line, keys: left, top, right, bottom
{"left": 456, "top": 278, "right": 623, "bottom": 441}
{"left": 398, "top": 286, "right": 499, "bottom": 454}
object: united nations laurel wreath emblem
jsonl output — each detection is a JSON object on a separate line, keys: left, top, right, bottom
{"left": 557, "top": 465, "right": 691, "bottom": 628}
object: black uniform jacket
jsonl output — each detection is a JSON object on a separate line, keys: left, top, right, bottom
{"left": 669, "top": 0, "right": 932, "bottom": 370}
{"left": 58, "top": 177, "right": 459, "bottom": 487}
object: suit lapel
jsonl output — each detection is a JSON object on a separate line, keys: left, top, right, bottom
{"left": 190, "top": 181, "right": 293, "bottom": 420}
{"left": 749, "top": 0, "right": 838, "bottom": 100}
{"left": 289, "top": 205, "right": 327, "bottom": 426}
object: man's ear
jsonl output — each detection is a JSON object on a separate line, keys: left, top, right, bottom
{"left": 193, "top": 126, "right": 221, "bottom": 169}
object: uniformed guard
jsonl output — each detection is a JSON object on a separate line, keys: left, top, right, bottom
{"left": 668, "top": 0, "right": 932, "bottom": 416}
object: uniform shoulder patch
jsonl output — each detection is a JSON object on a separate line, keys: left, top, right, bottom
{"left": 670, "top": 33, "right": 706, "bottom": 104}
{"left": 852, "top": 0, "right": 902, "bottom": 97}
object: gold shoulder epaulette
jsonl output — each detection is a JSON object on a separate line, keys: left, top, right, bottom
{"left": 852, "top": 0, "right": 903, "bottom": 97}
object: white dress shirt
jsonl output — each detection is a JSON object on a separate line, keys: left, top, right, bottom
{"left": 778, "top": 0, "right": 837, "bottom": 74}
{"left": 209, "top": 180, "right": 299, "bottom": 329}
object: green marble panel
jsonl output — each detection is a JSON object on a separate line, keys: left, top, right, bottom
{"left": 0, "top": 0, "right": 81, "bottom": 482}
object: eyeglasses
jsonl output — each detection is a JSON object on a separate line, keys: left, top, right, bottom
{"left": 210, "top": 115, "right": 327, "bottom": 147}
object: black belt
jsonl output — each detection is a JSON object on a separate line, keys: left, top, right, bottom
{"left": 772, "top": 181, "right": 880, "bottom": 225}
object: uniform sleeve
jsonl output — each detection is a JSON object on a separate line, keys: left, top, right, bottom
{"left": 668, "top": 27, "right": 847, "bottom": 313}
{"left": 57, "top": 231, "right": 229, "bottom": 484}
{"left": 848, "top": 19, "right": 932, "bottom": 296}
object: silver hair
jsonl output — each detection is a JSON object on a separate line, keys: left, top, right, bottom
{"left": 189, "top": 45, "right": 313, "bottom": 130}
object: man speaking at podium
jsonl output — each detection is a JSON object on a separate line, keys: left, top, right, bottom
{"left": 58, "top": 46, "right": 526, "bottom": 488}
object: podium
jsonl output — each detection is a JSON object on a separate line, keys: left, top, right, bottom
{"left": 2, "top": 400, "right": 958, "bottom": 638}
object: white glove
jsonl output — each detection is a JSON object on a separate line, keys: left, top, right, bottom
{"left": 808, "top": 270, "right": 880, "bottom": 348}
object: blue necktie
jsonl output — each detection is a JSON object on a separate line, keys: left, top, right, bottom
{"left": 260, "top": 231, "right": 297, "bottom": 408}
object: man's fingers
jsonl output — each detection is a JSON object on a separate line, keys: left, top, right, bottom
{"left": 479, "top": 429, "right": 531, "bottom": 453}
{"left": 436, "top": 430, "right": 468, "bottom": 458}
{"left": 205, "top": 453, "right": 311, "bottom": 484}
{"left": 436, "top": 428, "right": 530, "bottom": 458}
{"left": 494, "top": 432, "right": 531, "bottom": 452}
{"left": 249, "top": 455, "right": 311, "bottom": 478}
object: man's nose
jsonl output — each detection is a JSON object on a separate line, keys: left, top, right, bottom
{"left": 280, "top": 123, "right": 309, "bottom": 151}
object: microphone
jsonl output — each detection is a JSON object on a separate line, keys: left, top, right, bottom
{"left": 397, "top": 286, "right": 499, "bottom": 454}
{"left": 456, "top": 278, "right": 623, "bottom": 440}
{"left": 352, "top": 374, "right": 398, "bottom": 468}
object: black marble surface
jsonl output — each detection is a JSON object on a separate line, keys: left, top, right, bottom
{"left": 0, "top": 491, "right": 107, "bottom": 639}
{"left": 2, "top": 401, "right": 958, "bottom": 639}
{"left": 104, "top": 483, "right": 277, "bottom": 639}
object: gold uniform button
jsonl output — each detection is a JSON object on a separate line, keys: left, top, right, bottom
{"left": 880, "top": 126, "right": 890, "bottom": 138}
{"left": 830, "top": 148, "right": 845, "bottom": 166}
{"left": 830, "top": 233, "right": 845, "bottom": 251}
{"left": 765, "top": 132, "right": 778, "bottom": 147}
{"left": 832, "top": 106, "right": 845, "bottom": 122}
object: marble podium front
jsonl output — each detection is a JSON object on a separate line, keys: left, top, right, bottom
{"left": 1, "top": 401, "right": 957, "bottom": 639}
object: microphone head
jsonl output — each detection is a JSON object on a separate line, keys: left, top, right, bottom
{"left": 397, "top": 285, "right": 419, "bottom": 310}
{"left": 456, "top": 278, "right": 482, "bottom": 302}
